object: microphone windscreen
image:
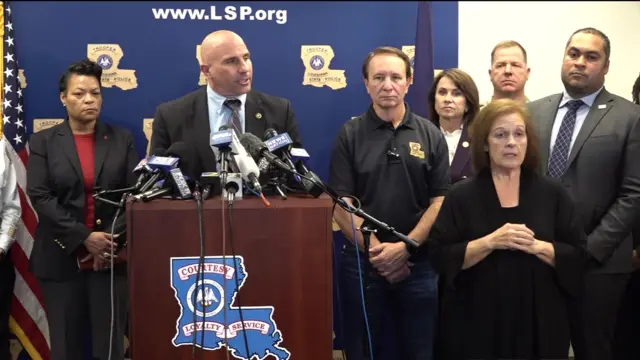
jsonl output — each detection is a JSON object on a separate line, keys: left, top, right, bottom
{"left": 239, "top": 133, "right": 264, "bottom": 160}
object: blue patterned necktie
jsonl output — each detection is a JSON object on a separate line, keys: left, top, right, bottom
{"left": 547, "top": 99, "right": 584, "bottom": 178}
{"left": 223, "top": 99, "right": 243, "bottom": 135}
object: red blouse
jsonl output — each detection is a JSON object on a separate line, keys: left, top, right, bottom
{"left": 74, "top": 133, "right": 96, "bottom": 230}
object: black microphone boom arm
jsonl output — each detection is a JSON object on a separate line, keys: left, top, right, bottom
{"left": 275, "top": 166, "right": 420, "bottom": 248}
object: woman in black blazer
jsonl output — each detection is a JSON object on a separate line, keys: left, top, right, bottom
{"left": 427, "top": 68, "right": 480, "bottom": 184}
{"left": 428, "top": 68, "right": 480, "bottom": 359}
{"left": 26, "top": 59, "right": 139, "bottom": 360}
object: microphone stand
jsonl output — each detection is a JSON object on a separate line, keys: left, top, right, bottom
{"left": 263, "top": 162, "right": 423, "bottom": 359}
{"left": 92, "top": 186, "right": 136, "bottom": 252}
{"left": 271, "top": 166, "right": 420, "bottom": 248}
{"left": 218, "top": 147, "right": 239, "bottom": 205}
{"left": 91, "top": 186, "right": 134, "bottom": 360}
{"left": 225, "top": 184, "right": 238, "bottom": 204}
{"left": 260, "top": 160, "right": 421, "bottom": 360}
{"left": 191, "top": 185, "right": 207, "bottom": 356}
{"left": 219, "top": 150, "right": 230, "bottom": 196}
{"left": 359, "top": 225, "right": 376, "bottom": 359}
{"left": 273, "top": 183, "right": 287, "bottom": 200}
{"left": 258, "top": 160, "right": 420, "bottom": 247}
{"left": 93, "top": 186, "right": 137, "bottom": 207}
{"left": 264, "top": 177, "right": 288, "bottom": 200}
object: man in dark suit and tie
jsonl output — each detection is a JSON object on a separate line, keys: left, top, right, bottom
{"left": 150, "top": 30, "right": 302, "bottom": 179}
{"left": 527, "top": 27, "right": 640, "bottom": 360}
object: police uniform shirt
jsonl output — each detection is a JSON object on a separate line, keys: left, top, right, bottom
{"left": 0, "top": 138, "right": 21, "bottom": 254}
{"left": 329, "top": 103, "right": 450, "bottom": 259}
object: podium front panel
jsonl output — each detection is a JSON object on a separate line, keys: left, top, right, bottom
{"left": 127, "top": 196, "right": 334, "bottom": 360}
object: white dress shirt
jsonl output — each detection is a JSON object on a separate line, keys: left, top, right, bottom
{"left": 549, "top": 86, "right": 604, "bottom": 154}
{"left": 440, "top": 125, "right": 463, "bottom": 165}
{"left": 206, "top": 85, "right": 247, "bottom": 134}
{"left": 0, "top": 138, "right": 21, "bottom": 254}
{"left": 206, "top": 86, "right": 248, "bottom": 172}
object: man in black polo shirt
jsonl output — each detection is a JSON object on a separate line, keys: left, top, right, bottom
{"left": 330, "top": 46, "right": 450, "bottom": 360}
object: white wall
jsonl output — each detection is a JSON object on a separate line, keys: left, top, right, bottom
{"left": 459, "top": 1, "right": 640, "bottom": 104}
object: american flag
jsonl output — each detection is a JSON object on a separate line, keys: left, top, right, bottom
{"left": 1, "top": 2, "right": 51, "bottom": 359}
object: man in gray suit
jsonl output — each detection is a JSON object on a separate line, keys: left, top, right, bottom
{"left": 528, "top": 27, "right": 640, "bottom": 360}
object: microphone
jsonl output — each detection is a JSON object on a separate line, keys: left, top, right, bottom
{"left": 386, "top": 140, "right": 400, "bottom": 161}
{"left": 290, "top": 148, "right": 311, "bottom": 172}
{"left": 135, "top": 147, "right": 172, "bottom": 193}
{"left": 284, "top": 147, "right": 323, "bottom": 198}
{"left": 139, "top": 167, "right": 164, "bottom": 194}
{"left": 131, "top": 186, "right": 173, "bottom": 202}
{"left": 257, "top": 157, "right": 270, "bottom": 174}
{"left": 162, "top": 142, "right": 193, "bottom": 199}
{"left": 132, "top": 157, "right": 154, "bottom": 193}
{"left": 210, "top": 126, "right": 243, "bottom": 199}
{"left": 134, "top": 142, "right": 193, "bottom": 201}
{"left": 264, "top": 129, "right": 301, "bottom": 182}
{"left": 143, "top": 149, "right": 180, "bottom": 193}
{"left": 259, "top": 136, "right": 322, "bottom": 199}
{"left": 199, "top": 172, "right": 221, "bottom": 200}
{"left": 240, "top": 133, "right": 292, "bottom": 172}
{"left": 147, "top": 155, "right": 179, "bottom": 171}
{"left": 229, "top": 130, "right": 262, "bottom": 193}
{"left": 210, "top": 127, "right": 234, "bottom": 175}
{"left": 166, "top": 168, "right": 193, "bottom": 199}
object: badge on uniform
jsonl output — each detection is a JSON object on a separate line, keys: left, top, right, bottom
{"left": 409, "top": 142, "right": 425, "bottom": 159}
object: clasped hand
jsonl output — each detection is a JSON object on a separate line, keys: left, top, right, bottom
{"left": 81, "top": 232, "right": 119, "bottom": 271}
{"left": 488, "top": 223, "right": 540, "bottom": 254}
{"left": 369, "top": 239, "right": 411, "bottom": 284}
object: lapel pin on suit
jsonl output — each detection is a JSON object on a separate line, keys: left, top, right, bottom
{"left": 255, "top": 112, "right": 262, "bottom": 120}
{"left": 462, "top": 141, "right": 469, "bottom": 148}
{"left": 104, "top": 135, "right": 108, "bottom": 140}
{"left": 598, "top": 104, "right": 606, "bottom": 109}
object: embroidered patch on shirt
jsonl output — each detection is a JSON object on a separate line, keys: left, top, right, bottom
{"left": 409, "top": 142, "right": 425, "bottom": 160}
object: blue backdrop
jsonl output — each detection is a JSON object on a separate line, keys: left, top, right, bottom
{"left": 9, "top": 1, "right": 458, "bottom": 358}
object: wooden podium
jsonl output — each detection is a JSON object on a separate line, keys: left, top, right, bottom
{"left": 126, "top": 195, "right": 334, "bottom": 360}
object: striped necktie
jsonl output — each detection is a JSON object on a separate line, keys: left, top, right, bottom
{"left": 547, "top": 99, "right": 584, "bottom": 178}
{"left": 223, "top": 99, "right": 243, "bottom": 135}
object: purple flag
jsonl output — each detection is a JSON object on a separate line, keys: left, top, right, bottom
{"left": 408, "top": 1, "right": 435, "bottom": 119}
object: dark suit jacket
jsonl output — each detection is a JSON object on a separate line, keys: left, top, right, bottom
{"left": 528, "top": 88, "right": 640, "bottom": 273}
{"left": 26, "top": 120, "right": 140, "bottom": 280}
{"left": 431, "top": 120, "right": 474, "bottom": 184}
{"left": 150, "top": 87, "right": 302, "bottom": 179}
{"left": 450, "top": 123, "right": 474, "bottom": 184}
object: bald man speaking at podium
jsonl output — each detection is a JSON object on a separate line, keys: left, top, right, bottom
{"left": 150, "top": 30, "right": 303, "bottom": 179}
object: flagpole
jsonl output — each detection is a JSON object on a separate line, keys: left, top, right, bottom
{"left": 409, "top": 1, "right": 435, "bottom": 119}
